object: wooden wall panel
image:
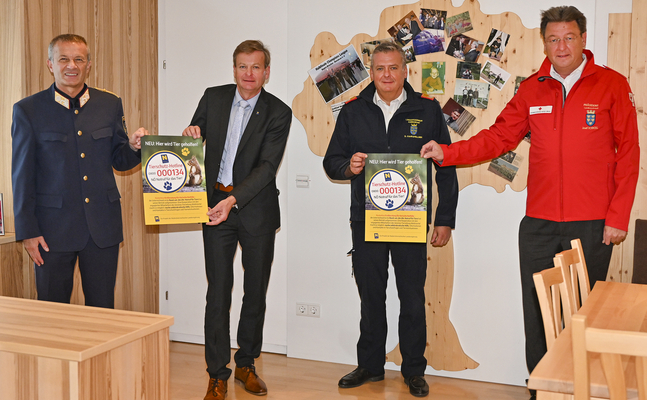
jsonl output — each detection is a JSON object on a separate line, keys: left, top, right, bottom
{"left": 606, "top": 13, "right": 633, "bottom": 283}
{"left": 0, "top": 0, "right": 159, "bottom": 313}
{"left": 607, "top": 0, "right": 646, "bottom": 283}
{"left": 0, "top": 0, "right": 27, "bottom": 301}
{"left": 0, "top": 0, "right": 24, "bottom": 236}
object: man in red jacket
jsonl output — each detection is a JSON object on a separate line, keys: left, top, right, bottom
{"left": 420, "top": 5, "right": 640, "bottom": 382}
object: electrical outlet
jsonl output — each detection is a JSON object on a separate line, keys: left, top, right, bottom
{"left": 296, "top": 302, "right": 320, "bottom": 318}
{"left": 309, "top": 304, "right": 320, "bottom": 317}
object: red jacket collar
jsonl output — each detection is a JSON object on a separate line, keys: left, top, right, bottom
{"left": 538, "top": 49, "right": 596, "bottom": 78}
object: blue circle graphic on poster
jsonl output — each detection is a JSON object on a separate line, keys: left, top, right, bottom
{"left": 144, "top": 151, "right": 187, "bottom": 193}
{"left": 368, "top": 169, "right": 410, "bottom": 211}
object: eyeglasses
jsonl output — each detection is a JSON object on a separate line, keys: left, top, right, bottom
{"left": 545, "top": 35, "right": 579, "bottom": 47}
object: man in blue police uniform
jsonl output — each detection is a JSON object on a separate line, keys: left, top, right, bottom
{"left": 324, "top": 42, "right": 458, "bottom": 397}
{"left": 11, "top": 34, "right": 148, "bottom": 308}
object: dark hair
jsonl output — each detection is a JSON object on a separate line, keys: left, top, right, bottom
{"left": 540, "top": 6, "right": 586, "bottom": 38}
{"left": 371, "top": 41, "right": 406, "bottom": 68}
{"left": 48, "top": 34, "right": 91, "bottom": 61}
{"left": 233, "top": 40, "right": 271, "bottom": 68}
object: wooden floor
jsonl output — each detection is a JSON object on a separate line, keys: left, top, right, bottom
{"left": 170, "top": 342, "right": 531, "bottom": 400}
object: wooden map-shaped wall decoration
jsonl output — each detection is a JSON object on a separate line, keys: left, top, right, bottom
{"left": 292, "top": 0, "right": 545, "bottom": 371}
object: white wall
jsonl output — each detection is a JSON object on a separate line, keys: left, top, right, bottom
{"left": 158, "top": 0, "right": 290, "bottom": 352}
{"left": 159, "top": 0, "right": 632, "bottom": 386}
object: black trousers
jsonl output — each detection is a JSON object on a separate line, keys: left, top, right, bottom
{"left": 35, "top": 236, "right": 119, "bottom": 308}
{"left": 203, "top": 190, "right": 275, "bottom": 380}
{"left": 351, "top": 221, "right": 428, "bottom": 378}
{"left": 519, "top": 216, "right": 612, "bottom": 373}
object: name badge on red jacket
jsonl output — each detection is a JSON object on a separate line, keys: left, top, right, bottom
{"left": 529, "top": 106, "right": 552, "bottom": 115}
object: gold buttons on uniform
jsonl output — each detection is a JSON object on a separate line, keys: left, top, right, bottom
{"left": 74, "top": 110, "right": 79, "bottom": 114}
{"left": 83, "top": 176, "right": 88, "bottom": 181}
{"left": 85, "top": 198, "right": 90, "bottom": 203}
{"left": 78, "top": 130, "right": 82, "bottom": 136}
{"left": 80, "top": 153, "right": 85, "bottom": 158}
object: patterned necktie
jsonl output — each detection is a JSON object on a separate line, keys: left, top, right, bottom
{"left": 220, "top": 100, "right": 249, "bottom": 186}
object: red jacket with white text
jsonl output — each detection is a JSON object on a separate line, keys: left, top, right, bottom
{"left": 440, "top": 50, "right": 639, "bottom": 231}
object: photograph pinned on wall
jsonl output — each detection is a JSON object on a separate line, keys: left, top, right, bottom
{"left": 480, "top": 61, "right": 512, "bottom": 91}
{"left": 514, "top": 76, "right": 527, "bottom": 95}
{"left": 483, "top": 29, "right": 510, "bottom": 61}
{"left": 360, "top": 38, "right": 396, "bottom": 70}
{"left": 453, "top": 79, "right": 491, "bottom": 109}
{"left": 445, "top": 34, "right": 483, "bottom": 62}
{"left": 445, "top": 11, "right": 473, "bottom": 37}
{"left": 412, "top": 29, "right": 446, "bottom": 55}
{"left": 308, "top": 45, "right": 369, "bottom": 103}
{"left": 420, "top": 8, "right": 446, "bottom": 30}
{"left": 456, "top": 61, "right": 481, "bottom": 80}
{"left": 402, "top": 44, "right": 416, "bottom": 63}
{"left": 488, "top": 151, "right": 524, "bottom": 182}
{"left": 387, "top": 11, "right": 424, "bottom": 46}
{"left": 442, "top": 98, "right": 476, "bottom": 136}
{"left": 421, "top": 61, "right": 446, "bottom": 95}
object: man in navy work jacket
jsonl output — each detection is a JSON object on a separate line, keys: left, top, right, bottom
{"left": 324, "top": 41, "right": 458, "bottom": 398}
{"left": 12, "top": 34, "right": 148, "bottom": 308}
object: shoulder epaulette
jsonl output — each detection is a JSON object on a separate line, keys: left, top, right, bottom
{"left": 93, "top": 87, "right": 121, "bottom": 98}
{"left": 345, "top": 96, "right": 358, "bottom": 103}
{"left": 421, "top": 94, "right": 436, "bottom": 101}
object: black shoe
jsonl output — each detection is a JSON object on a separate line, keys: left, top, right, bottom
{"left": 338, "top": 367, "right": 384, "bottom": 388}
{"left": 404, "top": 376, "right": 429, "bottom": 397}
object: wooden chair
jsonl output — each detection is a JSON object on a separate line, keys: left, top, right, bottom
{"left": 572, "top": 314, "right": 647, "bottom": 400}
{"left": 533, "top": 265, "right": 576, "bottom": 349}
{"left": 553, "top": 238, "right": 591, "bottom": 311}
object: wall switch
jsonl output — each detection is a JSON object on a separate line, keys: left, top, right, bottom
{"left": 296, "top": 175, "right": 310, "bottom": 188}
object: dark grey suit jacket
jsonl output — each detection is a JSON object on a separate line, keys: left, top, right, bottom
{"left": 189, "top": 84, "right": 291, "bottom": 235}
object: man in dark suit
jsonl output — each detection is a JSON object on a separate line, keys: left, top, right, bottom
{"left": 464, "top": 41, "right": 481, "bottom": 62}
{"left": 182, "top": 40, "right": 291, "bottom": 400}
{"left": 11, "top": 34, "right": 147, "bottom": 309}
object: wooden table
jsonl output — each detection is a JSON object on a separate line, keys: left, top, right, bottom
{"left": 528, "top": 281, "right": 647, "bottom": 400}
{"left": 0, "top": 296, "right": 174, "bottom": 400}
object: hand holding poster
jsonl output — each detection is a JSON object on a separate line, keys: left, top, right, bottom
{"left": 365, "top": 154, "right": 427, "bottom": 242}
{"left": 142, "top": 136, "right": 208, "bottom": 224}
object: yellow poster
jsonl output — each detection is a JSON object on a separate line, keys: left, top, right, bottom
{"left": 365, "top": 154, "right": 427, "bottom": 242}
{"left": 142, "top": 136, "right": 208, "bottom": 225}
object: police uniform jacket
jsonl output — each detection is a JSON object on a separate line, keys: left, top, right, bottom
{"left": 12, "top": 84, "right": 141, "bottom": 251}
{"left": 323, "top": 81, "right": 458, "bottom": 227}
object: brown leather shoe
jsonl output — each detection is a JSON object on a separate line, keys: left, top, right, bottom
{"left": 235, "top": 365, "right": 267, "bottom": 396}
{"left": 204, "top": 378, "right": 227, "bottom": 400}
